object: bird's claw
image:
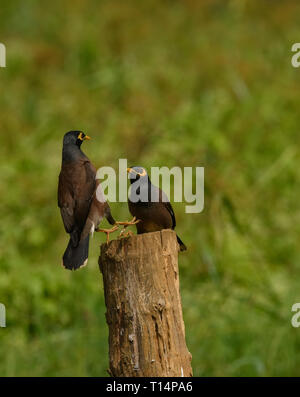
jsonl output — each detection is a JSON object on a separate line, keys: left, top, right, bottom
{"left": 115, "top": 216, "right": 140, "bottom": 238}
{"left": 96, "top": 225, "right": 119, "bottom": 243}
{"left": 118, "top": 229, "right": 134, "bottom": 239}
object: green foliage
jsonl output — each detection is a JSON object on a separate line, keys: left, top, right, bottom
{"left": 0, "top": 0, "right": 300, "bottom": 376}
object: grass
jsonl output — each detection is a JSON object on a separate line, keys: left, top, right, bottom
{"left": 0, "top": 0, "right": 300, "bottom": 376}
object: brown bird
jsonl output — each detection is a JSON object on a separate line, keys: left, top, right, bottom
{"left": 58, "top": 131, "right": 116, "bottom": 270}
{"left": 127, "top": 166, "right": 187, "bottom": 251}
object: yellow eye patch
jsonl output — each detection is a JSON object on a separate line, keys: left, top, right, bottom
{"left": 139, "top": 169, "right": 147, "bottom": 176}
{"left": 127, "top": 167, "right": 147, "bottom": 176}
{"left": 78, "top": 132, "right": 91, "bottom": 141}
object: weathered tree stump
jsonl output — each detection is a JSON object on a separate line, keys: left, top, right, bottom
{"left": 99, "top": 229, "right": 192, "bottom": 377}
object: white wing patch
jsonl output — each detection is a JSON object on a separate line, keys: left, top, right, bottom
{"left": 90, "top": 222, "right": 95, "bottom": 237}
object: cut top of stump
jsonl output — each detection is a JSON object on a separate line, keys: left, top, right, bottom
{"left": 99, "top": 229, "right": 179, "bottom": 271}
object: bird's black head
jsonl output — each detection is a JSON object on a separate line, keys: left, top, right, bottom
{"left": 127, "top": 166, "right": 149, "bottom": 184}
{"left": 63, "top": 131, "right": 91, "bottom": 148}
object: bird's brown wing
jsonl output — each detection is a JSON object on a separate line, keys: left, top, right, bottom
{"left": 158, "top": 188, "right": 176, "bottom": 229}
{"left": 72, "top": 159, "right": 96, "bottom": 230}
{"left": 58, "top": 171, "right": 75, "bottom": 233}
{"left": 58, "top": 159, "right": 96, "bottom": 234}
{"left": 164, "top": 201, "right": 176, "bottom": 229}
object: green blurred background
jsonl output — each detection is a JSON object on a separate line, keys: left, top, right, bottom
{"left": 0, "top": 0, "right": 300, "bottom": 376}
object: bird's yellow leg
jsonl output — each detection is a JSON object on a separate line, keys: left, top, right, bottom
{"left": 115, "top": 216, "right": 140, "bottom": 238}
{"left": 96, "top": 225, "right": 119, "bottom": 243}
{"left": 115, "top": 216, "right": 140, "bottom": 227}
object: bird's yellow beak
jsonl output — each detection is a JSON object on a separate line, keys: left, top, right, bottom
{"left": 84, "top": 135, "right": 91, "bottom": 140}
{"left": 127, "top": 168, "right": 133, "bottom": 173}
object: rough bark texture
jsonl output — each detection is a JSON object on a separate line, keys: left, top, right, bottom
{"left": 99, "top": 229, "right": 193, "bottom": 377}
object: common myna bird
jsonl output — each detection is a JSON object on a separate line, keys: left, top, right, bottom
{"left": 58, "top": 131, "right": 116, "bottom": 270}
{"left": 127, "top": 166, "right": 187, "bottom": 251}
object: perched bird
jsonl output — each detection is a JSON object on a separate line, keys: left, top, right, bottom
{"left": 58, "top": 131, "right": 116, "bottom": 270}
{"left": 127, "top": 166, "right": 187, "bottom": 251}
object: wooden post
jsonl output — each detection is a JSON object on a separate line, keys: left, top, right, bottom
{"left": 99, "top": 229, "right": 192, "bottom": 377}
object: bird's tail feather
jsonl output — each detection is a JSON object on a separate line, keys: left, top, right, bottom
{"left": 62, "top": 235, "right": 90, "bottom": 270}
{"left": 176, "top": 235, "right": 187, "bottom": 252}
